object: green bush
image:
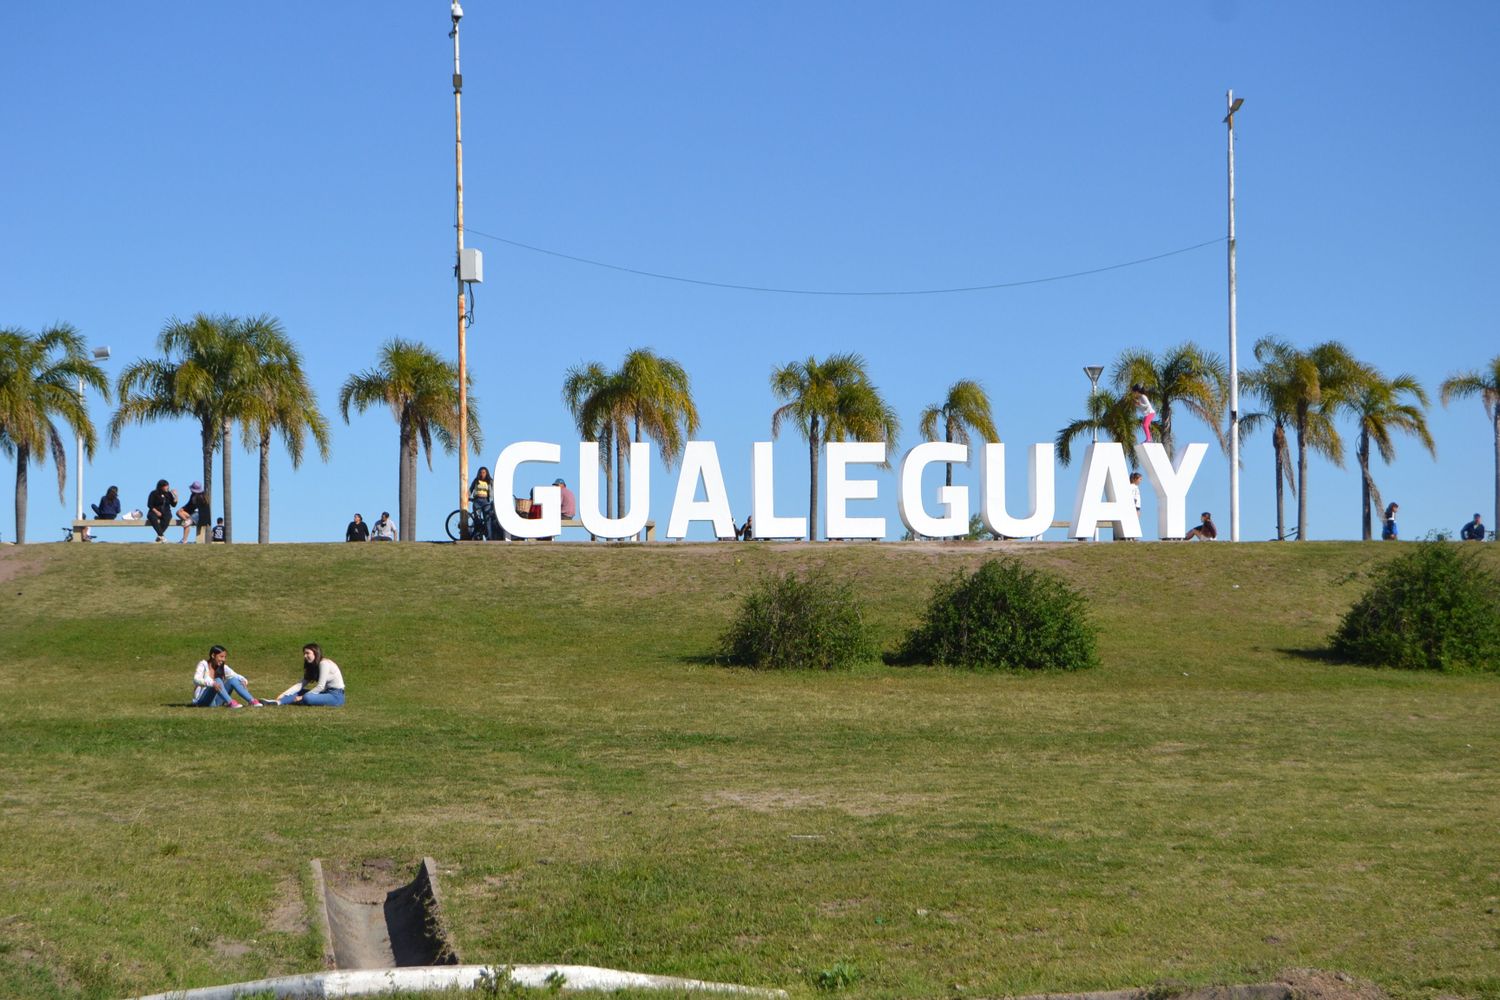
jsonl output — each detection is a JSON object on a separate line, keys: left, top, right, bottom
{"left": 1331, "top": 540, "right": 1500, "bottom": 671}
{"left": 897, "top": 557, "right": 1098, "bottom": 671}
{"left": 719, "top": 570, "right": 871, "bottom": 670}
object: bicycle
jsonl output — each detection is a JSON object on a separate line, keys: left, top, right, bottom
{"left": 445, "top": 503, "right": 499, "bottom": 542}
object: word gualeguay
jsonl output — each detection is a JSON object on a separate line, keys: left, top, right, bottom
{"left": 494, "top": 440, "right": 1208, "bottom": 541}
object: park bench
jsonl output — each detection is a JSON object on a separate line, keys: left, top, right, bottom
{"left": 557, "top": 518, "right": 656, "bottom": 541}
{"left": 68, "top": 518, "right": 208, "bottom": 542}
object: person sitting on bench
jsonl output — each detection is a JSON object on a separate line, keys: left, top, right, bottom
{"left": 92, "top": 485, "right": 121, "bottom": 520}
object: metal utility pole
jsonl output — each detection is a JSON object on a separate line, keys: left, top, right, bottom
{"left": 75, "top": 345, "right": 110, "bottom": 520}
{"left": 1224, "top": 91, "right": 1244, "bottom": 542}
{"left": 1084, "top": 365, "right": 1104, "bottom": 541}
{"left": 452, "top": 1, "right": 470, "bottom": 528}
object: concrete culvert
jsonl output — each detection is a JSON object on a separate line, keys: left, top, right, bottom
{"left": 311, "top": 856, "right": 460, "bottom": 969}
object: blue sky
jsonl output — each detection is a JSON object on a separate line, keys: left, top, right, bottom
{"left": 3, "top": 1, "right": 1495, "bottom": 543}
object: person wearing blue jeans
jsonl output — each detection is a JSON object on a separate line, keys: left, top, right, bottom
{"left": 191, "top": 645, "right": 265, "bottom": 707}
{"left": 272, "top": 642, "right": 347, "bottom": 706}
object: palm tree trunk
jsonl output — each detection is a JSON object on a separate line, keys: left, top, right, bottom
{"left": 615, "top": 429, "right": 626, "bottom": 531}
{"left": 634, "top": 415, "right": 644, "bottom": 542}
{"left": 13, "top": 445, "right": 29, "bottom": 544}
{"left": 1272, "top": 425, "right": 1285, "bottom": 542}
{"left": 1493, "top": 401, "right": 1499, "bottom": 539}
{"left": 944, "top": 422, "right": 953, "bottom": 489}
{"left": 258, "top": 433, "right": 271, "bottom": 544}
{"left": 1296, "top": 416, "right": 1309, "bottom": 541}
{"left": 397, "top": 412, "right": 412, "bottom": 542}
{"left": 602, "top": 424, "right": 614, "bottom": 521}
{"left": 200, "top": 416, "right": 215, "bottom": 544}
{"left": 221, "top": 419, "right": 233, "bottom": 543}
{"left": 808, "top": 415, "right": 821, "bottom": 541}
{"left": 405, "top": 433, "right": 420, "bottom": 542}
{"left": 1359, "top": 429, "right": 1372, "bottom": 542}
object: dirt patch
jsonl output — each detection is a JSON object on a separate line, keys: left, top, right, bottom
{"left": 707, "top": 787, "right": 936, "bottom": 817}
{"left": 0, "top": 547, "right": 47, "bottom": 587}
{"left": 266, "top": 876, "right": 307, "bottom": 935}
{"left": 212, "top": 939, "right": 251, "bottom": 959}
{"left": 1276, "top": 969, "right": 1389, "bottom": 1000}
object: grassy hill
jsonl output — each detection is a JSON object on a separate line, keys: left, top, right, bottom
{"left": 0, "top": 540, "right": 1497, "bottom": 1000}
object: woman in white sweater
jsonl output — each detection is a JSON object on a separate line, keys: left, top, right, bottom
{"left": 191, "top": 644, "right": 266, "bottom": 708}
{"left": 273, "top": 643, "right": 346, "bottom": 706}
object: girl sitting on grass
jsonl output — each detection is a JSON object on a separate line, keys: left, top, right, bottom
{"left": 273, "top": 643, "right": 346, "bottom": 706}
{"left": 191, "top": 644, "right": 265, "bottom": 708}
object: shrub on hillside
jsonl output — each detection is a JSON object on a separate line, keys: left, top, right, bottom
{"left": 897, "top": 557, "right": 1098, "bottom": 671}
{"left": 1330, "top": 540, "right": 1500, "bottom": 671}
{"left": 719, "top": 570, "right": 872, "bottom": 670}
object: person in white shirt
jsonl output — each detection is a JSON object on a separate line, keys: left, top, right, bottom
{"left": 191, "top": 644, "right": 266, "bottom": 708}
{"left": 273, "top": 642, "right": 346, "bottom": 706}
{"left": 1130, "top": 384, "right": 1157, "bottom": 443}
{"left": 371, "top": 512, "right": 398, "bottom": 542}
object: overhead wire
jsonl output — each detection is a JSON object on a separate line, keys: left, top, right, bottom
{"left": 458, "top": 228, "right": 1226, "bottom": 297}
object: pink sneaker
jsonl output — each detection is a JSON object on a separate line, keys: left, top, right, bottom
{"left": 251, "top": 700, "right": 264, "bottom": 707}
{"left": 228, "top": 701, "right": 243, "bottom": 709}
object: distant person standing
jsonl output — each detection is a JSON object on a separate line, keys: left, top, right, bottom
{"left": 146, "top": 479, "right": 176, "bottom": 543}
{"left": 371, "top": 512, "right": 397, "bottom": 541}
{"left": 469, "top": 468, "right": 497, "bottom": 540}
{"left": 1183, "top": 511, "right": 1218, "bottom": 541}
{"left": 1381, "top": 502, "right": 1399, "bottom": 541}
{"left": 211, "top": 517, "right": 226, "bottom": 543}
{"left": 1130, "top": 384, "right": 1157, "bottom": 443}
{"left": 1461, "top": 513, "right": 1487, "bottom": 541}
{"left": 1125, "top": 472, "right": 1143, "bottom": 541}
{"left": 346, "top": 513, "right": 370, "bottom": 542}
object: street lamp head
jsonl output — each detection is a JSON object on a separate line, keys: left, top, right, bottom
{"left": 92, "top": 346, "right": 111, "bottom": 361}
{"left": 1083, "top": 365, "right": 1105, "bottom": 385}
{"left": 451, "top": 1, "right": 463, "bottom": 21}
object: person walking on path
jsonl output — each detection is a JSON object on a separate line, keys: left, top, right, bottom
{"left": 1381, "top": 502, "right": 1400, "bottom": 541}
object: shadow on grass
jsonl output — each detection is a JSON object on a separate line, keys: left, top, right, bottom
{"left": 1279, "top": 645, "right": 1356, "bottom": 666}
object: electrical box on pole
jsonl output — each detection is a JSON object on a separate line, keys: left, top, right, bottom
{"left": 459, "top": 248, "right": 483, "bottom": 283}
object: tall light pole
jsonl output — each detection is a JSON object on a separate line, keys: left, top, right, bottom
{"left": 451, "top": 1, "right": 470, "bottom": 529}
{"left": 1084, "top": 366, "right": 1104, "bottom": 541}
{"left": 1225, "top": 91, "right": 1244, "bottom": 542}
{"left": 75, "top": 345, "right": 110, "bottom": 520}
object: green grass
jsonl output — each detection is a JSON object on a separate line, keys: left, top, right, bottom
{"left": 0, "top": 540, "right": 1498, "bottom": 1000}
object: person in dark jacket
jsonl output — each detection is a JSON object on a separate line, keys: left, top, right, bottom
{"left": 146, "top": 480, "right": 176, "bottom": 542}
{"left": 345, "top": 513, "right": 370, "bottom": 542}
{"left": 91, "top": 485, "right": 121, "bottom": 520}
{"left": 1461, "top": 513, "right": 1487, "bottom": 541}
{"left": 176, "top": 482, "right": 209, "bottom": 543}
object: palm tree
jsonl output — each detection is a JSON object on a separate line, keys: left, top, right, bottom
{"left": 1242, "top": 346, "right": 1300, "bottom": 540}
{"left": 1440, "top": 355, "right": 1500, "bottom": 536}
{"left": 340, "top": 339, "right": 480, "bottom": 542}
{"left": 614, "top": 349, "right": 699, "bottom": 533}
{"left": 1343, "top": 368, "right": 1434, "bottom": 540}
{"left": 237, "top": 316, "right": 331, "bottom": 544}
{"left": 1055, "top": 388, "right": 1138, "bottom": 467}
{"left": 918, "top": 379, "right": 1000, "bottom": 487}
{"left": 0, "top": 325, "right": 108, "bottom": 544}
{"left": 562, "top": 361, "right": 618, "bottom": 519}
{"left": 1249, "top": 337, "right": 1360, "bottom": 540}
{"left": 1110, "top": 343, "right": 1229, "bottom": 459}
{"left": 770, "top": 354, "right": 900, "bottom": 540}
{"left": 111, "top": 314, "right": 251, "bottom": 539}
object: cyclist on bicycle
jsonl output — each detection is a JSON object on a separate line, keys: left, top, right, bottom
{"left": 469, "top": 466, "right": 498, "bottom": 541}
